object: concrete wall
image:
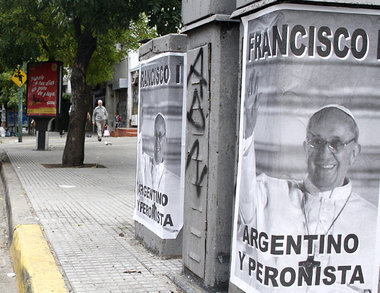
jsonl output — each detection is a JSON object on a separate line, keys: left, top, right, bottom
{"left": 105, "top": 58, "right": 129, "bottom": 131}
{"left": 182, "top": 0, "right": 237, "bottom": 25}
{"left": 180, "top": 0, "right": 380, "bottom": 292}
{"left": 182, "top": 19, "right": 239, "bottom": 291}
{"left": 229, "top": 1, "right": 380, "bottom": 292}
{"left": 135, "top": 34, "right": 187, "bottom": 257}
{"left": 127, "top": 52, "right": 139, "bottom": 127}
{"left": 112, "top": 58, "right": 129, "bottom": 81}
{"left": 139, "top": 34, "right": 187, "bottom": 61}
{"left": 234, "top": 0, "right": 380, "bottom": 15}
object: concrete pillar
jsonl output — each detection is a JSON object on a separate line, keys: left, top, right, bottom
{"left": 127, "top": 52, "right": 139, "bottom": 128}
{"left": 180, "top": 0, "right": 240, "bottom": 290}
{"left": 135, "top": 34, "right": 187, "bottom": 257}
{"left": 229, "top": 1, "right": 380, "bottom": 292}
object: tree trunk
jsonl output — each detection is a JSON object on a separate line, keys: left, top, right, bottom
{"left": 62, "top": 24, "right": 96, "bottom": 166}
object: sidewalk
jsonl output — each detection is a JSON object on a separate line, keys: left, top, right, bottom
{"left": 0, "top": 133, "right": 182, "bottom": 293}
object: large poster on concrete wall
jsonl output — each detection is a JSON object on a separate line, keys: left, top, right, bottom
{"left": 231, "top": 4, "right": 380, "bottom": 292}
{"left": 134, "top": 53, "right": 186, "bottom": 239}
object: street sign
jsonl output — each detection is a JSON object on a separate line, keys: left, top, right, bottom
{"left": 11, "top": 69, "right": 27, "bottom": 87}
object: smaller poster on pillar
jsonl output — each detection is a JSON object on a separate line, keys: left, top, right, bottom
{"left": 134, "top": 52, "right": 187, "bottom": 239}
{"left": 26, "top": 61, "right": 63, "bottom": 117}
{"left": 230, "top": 4, "right": 380, "bottom": 293}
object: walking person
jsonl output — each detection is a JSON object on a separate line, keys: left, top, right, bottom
{"left": 92, "top": 100, "right": 108, "bottom": 141}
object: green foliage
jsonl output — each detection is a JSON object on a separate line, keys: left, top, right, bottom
{"left": 0, "top": 0, "right": 176, "bottom": 86}
{"left": 46, "top": 0, "right": 142, "bottom": 35}
{"left": 123, "top": 13, "right": 158, "bottom": 50}
{"left": 62, "top": 92, "right": 72, "bottom": 100}
{"left": 0, "top": 1, "right": 70, "bottom": 66}
{"left": 0, "top": 0, "right": 181, "bottom": 70}
{"left": 0, "top": 7, "right": 40, "bottom": 66}
{"left": 0, "top": 0, "right": 181, "bottom": 165}
{"left": 146, "top": 0, "right": 182, "bottom": 35}
{"left": 0, "top": 71, "right": 21, "bottom": 108}
{"left": 86, "top": 13, "right": 158, "bottom": 85}
{"left": 0, "top": 0, "right": 181, "bottom": 109}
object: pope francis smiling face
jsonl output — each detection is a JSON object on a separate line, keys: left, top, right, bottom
{"left": 304, "top": 106, "right": 361, "bottom": 192}
{"left": 153, "top": 113, "right": 167, "bottom": 165}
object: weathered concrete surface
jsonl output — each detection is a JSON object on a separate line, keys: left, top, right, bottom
{"left": 233, "top": 0, "right": 380, "bottom": 18}
{"left": 182, "top": 0, "right": 236, "bottom": 25}
{"left": 183, "top": 19, "right": 239, "bottom": 291}
{"left": 139, "top": 34, "right": 187, "bottom": 61}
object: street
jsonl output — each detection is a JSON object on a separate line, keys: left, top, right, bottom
{"left": 0, "top": 132, "right": 182, "bottom": 293}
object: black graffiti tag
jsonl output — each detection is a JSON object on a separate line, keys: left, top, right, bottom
{"left": 186, "top": 47, "right": 209, "bottom": 197}
{"left": 187, "top": 47, "right": 207, "bottom": 131}
{"left": 186, "top": 139, "right": 208, "bottom": 197}
{"left": 187, "top": 88, "right": 205, "bottom": 130}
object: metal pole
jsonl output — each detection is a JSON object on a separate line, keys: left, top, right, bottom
{"left": 17, "top": 62, "right": 26, "bottom": 143}
{"left": 17, "top": 85, "right": 22, "bottom": 142}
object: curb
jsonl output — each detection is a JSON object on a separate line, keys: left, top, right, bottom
{"left": 11, "top": 224, "right": 67, "bottom": 293}
{"left": 0, "top": 153, "right": 68, "bottom": 293}
{"left": 0, "top": 155, "right": 38, "bottom": 239}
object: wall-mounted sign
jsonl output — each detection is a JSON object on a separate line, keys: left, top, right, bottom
{"left": 134, "top": 52, "right": 187, "bottom": 239}
{"left": 26, "top": 61, "right": 63, "bottom": 117}
{"left": 231, "top": 4, "right": 380, "bottom": 292}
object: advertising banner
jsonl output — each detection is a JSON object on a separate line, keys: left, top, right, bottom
{"left": 134, "top": 53, "right": 186, "bottom": 239}
{"left": 27, "top": 61, "right": 63, "bottom": 117}
{"left": 231, "top": 4, "right": 380, "bottom": 292}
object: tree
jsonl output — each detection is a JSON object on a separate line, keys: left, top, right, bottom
{"left": 0, "top": 0, "right": 181, "bottom": 166}
{"left": 86, "top": 14, "right": 158, "bottom": 86}
{"left": 142, "top": 0, "right": 182, "bottom": 35}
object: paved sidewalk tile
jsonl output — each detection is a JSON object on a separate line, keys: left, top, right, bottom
{"left": 1, "top": 134, "right": 182, "bottom": 293}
